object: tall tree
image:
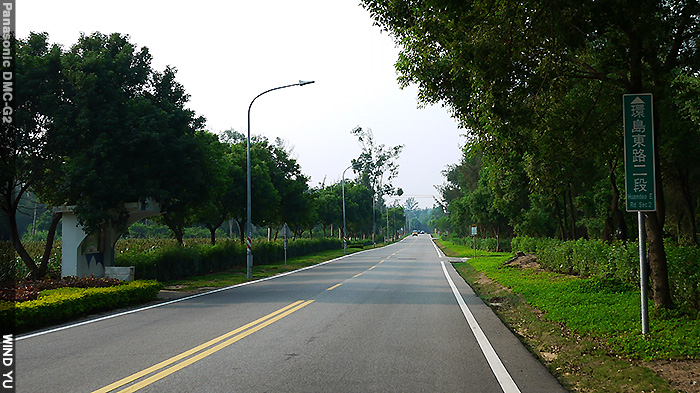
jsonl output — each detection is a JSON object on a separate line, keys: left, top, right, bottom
{"left": 2, "top": 33, "right": 65, "bottom": 278}
{"left": 6, "top": 32, "right": 205, "bottom": 277}
{"left": 196, "top": 133, "right": 241, "bottom": 245}
{"left": 232, "top": 139, "right": 280, "bottom": 243}
{"left": 350, "top": 126, "right": 403, "bottom": 242}
{"left": 267, "top": 138, "right": 312, "bottom": 237}
{"left": 314, "top": 183, "right": 342, "bottom": 237}
{"left": 350, "top": 126, "right": 404, "bottom": 197}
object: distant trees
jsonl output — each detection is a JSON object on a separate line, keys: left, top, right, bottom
{"left": 312, "top": 180, "right": 374, "bottom": 240}
{"left": 362, "top": 0, "right": 700, "bottom": 308}
{"left": 215, "top": 131, "right": 316, "bottom": 242}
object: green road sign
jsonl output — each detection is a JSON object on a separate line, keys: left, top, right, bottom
{"left": 623, "top": 94, "right": 656, "bottom": 212}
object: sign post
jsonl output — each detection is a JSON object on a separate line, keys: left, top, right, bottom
{"left": 623, "top": 93, "right": 655, "bottom": 335}
{"left": 471, "top": 225, "right": 477, "bottom": 258}
{"left": 283, "top": 223, "right": 289, "bottom": 266}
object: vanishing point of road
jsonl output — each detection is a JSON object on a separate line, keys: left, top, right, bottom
{"left": 17, "top": 235, "right": 565, "bottom": 392}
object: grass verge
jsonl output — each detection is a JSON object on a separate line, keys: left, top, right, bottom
{"left": 436, "top": 239, "right": 700, "bottom": 393}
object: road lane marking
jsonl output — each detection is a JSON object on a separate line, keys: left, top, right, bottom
{"left": 440, "top": 261, "right": 521, "bottom": 393}
{"left": 93, "top": 300, "right": 313, "bottom": 393}
{"left": 353, "top": 273, "right": 363, "bottom": 278}
{"left": 368, "top": 265, "right": 376, "bottom": 270}
{"left": 326, "top": 283, "right": 343, "bottom": 291}
{"left": 431, "top": 239, "right": 446, "bottom": 258}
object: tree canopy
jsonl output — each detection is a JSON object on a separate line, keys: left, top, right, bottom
{"left": 362, "top": 0, "right": 700, "bottom": 308}
{"left": 4, "top": 32, "right": 206, "bottom": 277}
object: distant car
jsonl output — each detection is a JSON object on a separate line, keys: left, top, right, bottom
{"left": 412, "top": 230, "right": 418, "bottom": 236}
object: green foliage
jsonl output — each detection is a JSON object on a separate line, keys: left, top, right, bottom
{"left": 123, "top": 221, "right": 171, "bottom": 239}
{"left": 5, "top": 32, "right": 208, "bottom": 278}
{"left": 350, "top": 126, "right": 403, "bottom": 196}
{"left": 4, "top": 276, "right": 123, "bottom": 302}
{"left": 0, "top": 242, "right": 15, "bottom": 286}
{"left": 666, "top": 246, "right": 700, "bottom": 311}
{"left": 317, "top": 180, "right": 373, "bottom": 238}
{"left": 453, "top": 253, "right": 699, "bottom": 360}
{"left": 1, "top": 280, "right": 162, "bottom": 332}
{"left": 511, "top": 237, "right": 700, "bottom": 311}
{"left": 5, "top": 240, "right": 62, "bottom": 280}
{"left": 446, "top": 235, "right": 512, "bottom": 253}
{"left": 115, "top": 238, "right": 342, "bottom": 282}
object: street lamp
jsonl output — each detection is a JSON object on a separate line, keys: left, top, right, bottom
{"left": 246, "top": 80, "right": 314, "bottom": 279}
{"left": 342, "top": 165, "right": 352, "bottom": 254}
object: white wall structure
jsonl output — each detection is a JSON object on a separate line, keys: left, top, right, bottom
{"left": 58, "top": 200, "right": 160, "bottom": 279}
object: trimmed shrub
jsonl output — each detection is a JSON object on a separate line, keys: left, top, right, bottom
{"left": 115, "top": 238, "right": 342, "bottom": 282}
{"left": 445, "top": 236, "right": 512, "bottom": 252}
{"left": 511, "top": 237, "right": 700, "bottom": 311}
{"left": 2, "top": 280, "right": 162, "bottom": 332}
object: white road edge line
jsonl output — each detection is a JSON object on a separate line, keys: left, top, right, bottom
{"left": 18, "top": 248, "right": 379, "bottom": 341}
{"left": 440, "top": 260, "right": 521, "bottom": 393}
{"left": 430, "top": 236, "right": 445, "bottom": 258}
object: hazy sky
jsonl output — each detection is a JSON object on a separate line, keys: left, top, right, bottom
{"left": 19, "top": 0, "right": 465, "bottom": 209}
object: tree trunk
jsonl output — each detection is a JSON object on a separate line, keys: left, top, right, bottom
{"left": 626, "top": 34, "right": 672, "bottom": 308}
{"left": 608, "top": 159, "right": 627, "bottom": 240}
{"left": 678, "top": 168, "right": 698, "bottom": 246}
{"left": 603, "top": 216, "right": 614, "bottom": 242}
{"left": 646, "top": 212, "right": 673, "bottom": 308}
{"left": 235, "top": 218, "right": 246, "bottom": 243}
{"left": 36, "top": 212, "right": 62, "bottom": 278}
{"left": 647, "top": 99, "right": 672, "bottom": 308}
{"left": 162, "top": 214, "right": 184, "bottom": 245}
{"left": 495, "top": 226, "right": 500, "bottom": 252}
{"left": 567, "top": 183, "right": 577, "bottom": 239}
{"left": 5, "top": 187, "right": 40, "bottom": 277}
{"left": 207, "top": 226, "right": 216, "bottom": 245}
{"left": 554, "top": 197, "right": 566, "bottom": 240}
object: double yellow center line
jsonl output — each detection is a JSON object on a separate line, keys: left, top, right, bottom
{"left": 97, "top": 253, "right": 398, "bottom": 391}
{"left": 93, "top": 300, "right": 314, "bottom": 393}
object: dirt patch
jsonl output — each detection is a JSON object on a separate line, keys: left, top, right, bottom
{"left": 476, "top": 273, "right": 497, "bottom": 287}
{"left": 643, "top": 359, "right": 700, "bottom": 393}
{"left": 504, "top": 251, "right": 542, "bottom": 271}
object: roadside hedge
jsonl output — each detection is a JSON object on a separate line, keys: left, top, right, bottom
{"left": 446, "top": 235, "right": 513, "bottom": 253}
{"left": 511, "top": 237, "right": 700, "bottom": 311}
{"left": 115, "top": 238, "right": 342, "bottom": 282}
{"left": 1, "top": 280, "right": 162, "bottom": 332}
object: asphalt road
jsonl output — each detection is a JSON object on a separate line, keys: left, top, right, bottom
{"left": 16, "top": 235, "right": 566, "bottom": 392}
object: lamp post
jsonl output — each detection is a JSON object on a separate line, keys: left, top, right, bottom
{"left": 246, "top": 80, "right": 314, "bottom": 279}
{"left": 342, "top": 165, "right": 352, "bottom": 254}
